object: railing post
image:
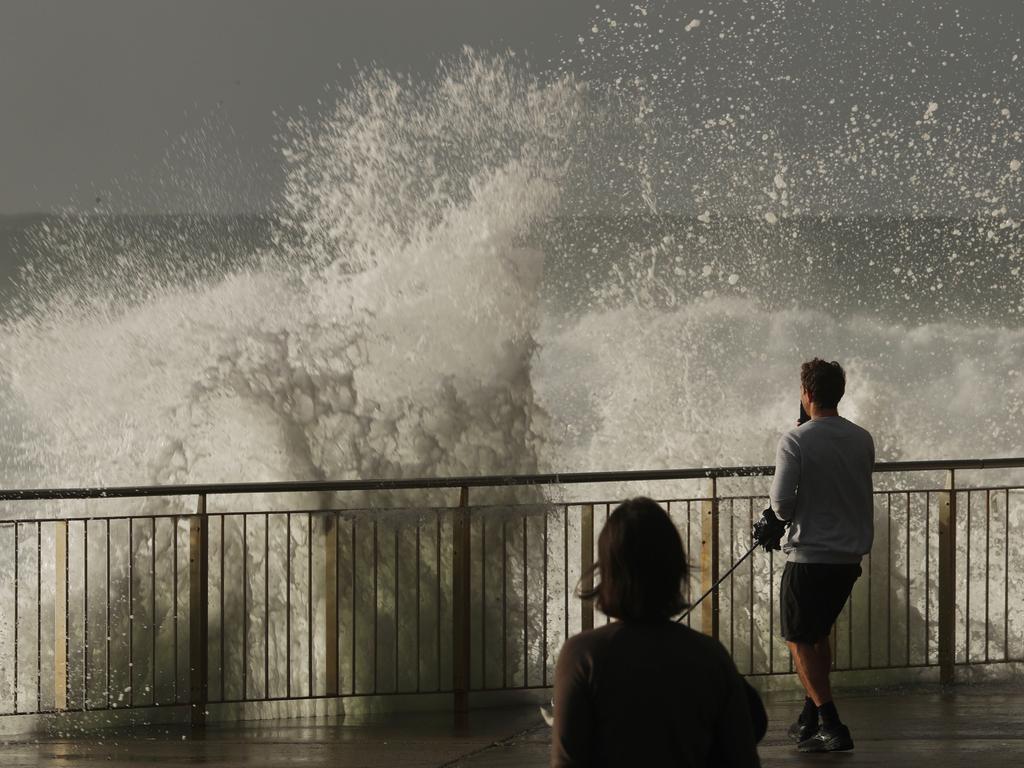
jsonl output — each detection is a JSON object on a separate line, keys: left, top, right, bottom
{"left": 453, "top": 486, "right": 471, "bottom": 726}
{"left": 189, "top": 494, "right": 209, "bottom": 727}
{"left": 581, "top": 504, "right": 595, "bottom": 632}
{"left": 54, "top": 520, "right": 68, "bottom": 712}
{"left": 701, "top": 477, "right": 720, "bottom": 639}
{"left": 325, "top": 512, "right": 339, "bottom": 698}
{"left": 939, "top": 469, "right": 957, "bottom": 685}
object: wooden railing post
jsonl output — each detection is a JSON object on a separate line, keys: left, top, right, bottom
{"left": 189, "top": 494, "right": 209, "bottom": 727}
{"left": 701, "top": 478, "right": 720, "bottom": 639}
{"left": 939, "top": 469, "right": 957, "bottom": 685}
{"left": 54, "top": 520, "right": 68, "bottom": 712}
{"left": 324, "top": 512, "right": 339, "bottom": 698}
{"left": 453, "top": 486, "right": 471, "bottom": 725}
{"left": 581, "top": 504, "right": 595, "bottom": 632}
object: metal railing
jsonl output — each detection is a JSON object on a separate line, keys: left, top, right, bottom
{"left": 1, "top": 457, "right": 1023, "bottom": 726}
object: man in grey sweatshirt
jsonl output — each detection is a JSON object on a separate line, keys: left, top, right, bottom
{"left": 768, "top": 358, "right": 875, "bottom": 753}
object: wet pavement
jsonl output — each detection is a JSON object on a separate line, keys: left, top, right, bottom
{"left": 3, "top": 683, "right": 1024, "bottom": 766}
{"left": 458, "top": 684, "right": 1024, "bottom": 767}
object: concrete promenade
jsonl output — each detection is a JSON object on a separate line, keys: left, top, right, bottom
{"left": 3, "top": 683, "right": 1024, "bottom": 767}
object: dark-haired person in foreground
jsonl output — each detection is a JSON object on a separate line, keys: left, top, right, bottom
{"left": 551, "top": 497, "right": 762, "bottom": 767}
{"left": 768, "top": 358, "right": 874, "bottom": 753}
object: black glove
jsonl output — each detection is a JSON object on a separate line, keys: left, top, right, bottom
{"left": 752, "top": 507, "right": 787, "bottom": 551}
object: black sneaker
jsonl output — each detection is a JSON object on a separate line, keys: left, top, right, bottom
{"left": 797, "top": 722, "right": 854, "bottom": 752}
{"left": 788, "top": 720, "right": 818, "bottom": 743}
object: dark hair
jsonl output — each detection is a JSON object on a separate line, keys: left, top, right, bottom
{"left": 579, "top": 497, "right": 689, "bottom": 622}
{"left": 800, "top": 358, "right": 846, "bottom": 409}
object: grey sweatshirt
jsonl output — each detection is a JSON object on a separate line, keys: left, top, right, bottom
{"left": 769, "top": 416, "right": 875, "bottom": 564}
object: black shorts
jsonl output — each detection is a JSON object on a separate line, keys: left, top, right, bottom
{"left": 780, "top": 562, "right": 862, "bottom": 643}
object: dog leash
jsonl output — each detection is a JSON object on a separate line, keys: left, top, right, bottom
{"left": 675, "top": 541, "right": 761, "bottom": 622}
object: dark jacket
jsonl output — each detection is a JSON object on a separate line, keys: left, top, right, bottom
{"left": 551, "top": 620, "right": 762, "bottom": 767}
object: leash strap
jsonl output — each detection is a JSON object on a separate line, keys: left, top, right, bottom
{"left": 676, "top": 541, "right": 761, "bottom": 622}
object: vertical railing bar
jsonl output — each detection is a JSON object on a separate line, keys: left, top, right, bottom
{"left": 12, "top": 524, "right": 18, "bottom": 716}
{"left": 372, "top": 518, "right": 378, "bottom": 695}
{"left": 128, "top": 517, "right": 135, "bottom": 708}
{"left": 242, "top": 514, "right": 248, "bottom": 701}
{"left": 453, "top": 486, "right": 471, "bottom": 723}
{"left": 286, "top": 514, "right": 292, "bottom": 700}
{"left": 217, "top": 515, "right": 224, "bottom": 703}
{"left": 264, "top": 513, "right": 270, "bottom": 700}
{"left": 925, "top": 492, "right": 930, "bottom": 665}
{"left": 748, "top": 499, "right": 754, "bottom": 674}
{"left": 435, "top": 511, "right": 441, "bottom": 693}
{"left": 66, "top": 522, "right": 71, "bottom": 710}
{"left": 580, "top": 504, "right": 594, "bottom": 634}
{"left": 106, "top": 518, "right": 111, "bottom": 710}
{"left": 522, "top": 514, "right": 528, "bottom": 688}
{"left": 63, "top": 521, "right": 70, "bottom": 710}
{"left": 416, "top": 517, "right": 421, "bottom": 693}
{"left": 542, "top": 510, "right": 548, "bottom": 687}
{"left": 335, "top": 513, "right": 341, "bottom": 696}
{"left": 1005, "top": 489, "right": 1010, "bottom": 661}
{"left": 966, "top": 490, "right": 972, "bottom": 665}
{"left": 352, "top": 519, "right": 357, "bottom": 696}
{"left": 13, "top": 523, "right": 19, "bottom": 714}
{"left": 188, "top": 494, "right": 209, "bottom": 727}
{"left": 502, "top": 517, "right": 508, "bottom": 690}
{"left": 768, "top": 547, "right": 774, "bottom": 674}
{"left": 563, "top": 505, "right": 569, "bottom": 653}
{"left": 324, "top": 510, "right": 340, "bottom": 700}
{"left": 686, "top": 500, "right": 692, "bottom": 629}
{"left": 309, "top": 511, "right": 314, "bottom": 698}
{"left": 700, "top": 479, "right": 720, "bottom": 640}
{"left": 151, "top": 517, "right": 156, "bottom": 706}
{"left": 481, "top": 514, "right": 486, "bottom": 689}
{"left": 598, "top": 505, "right": 606, "bottom": 626}
{"left": 938, "top": 470, "right": 957, "bottom": 685}
{"left": 729, "top": 501, "right": 735, "bottom": 658}
{"left": 905, "top": 492, "right": 910, "bottom": 668}
{"left": 173, "top": 517, "right": 179, "bottom": 704}
{"left": 887, "top": 493, "right": 892, "bottom": 667}
{"left": 985, "top": 489, "right": 990, "bottom": 662}
{"left": 84, "top": 521, "right": 89, "bottom": 710}
{"left": 337, "top": 518, "right": 342, "bottom": 696}
{"left": 393, "top": 523, "right": 398, "bottom": 693}
{"left": 37, "top": 520, "right": 41, "bottom": 713}
{"left": 54, "top": 520, "right": 68, "bottom": 712}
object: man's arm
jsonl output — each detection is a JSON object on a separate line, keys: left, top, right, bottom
{"left": 769, "top": 433, "right": 800, "bottom": 521}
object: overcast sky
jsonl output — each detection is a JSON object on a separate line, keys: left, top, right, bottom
{"left": 0, "top": 0, "right": 599, "bottom": 213}
{"left": 1, "top": 0, "right": 1021, "bottom": 214}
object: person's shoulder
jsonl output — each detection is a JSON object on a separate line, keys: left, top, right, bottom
{"left": 560, "top": 623, "right": 620, "bottom": 657}
{"left": 839, "top": 417, "right": 874, "bottom": 440}
{"left": 668, "top": 623, "right": 736, "bottom": 665}
{"left": 779, "top": 425, "right": 804, "bottom": 446}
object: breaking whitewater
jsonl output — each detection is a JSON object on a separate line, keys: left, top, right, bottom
{"left": 1, "top": 52, "right": 1022, "bottom": 491}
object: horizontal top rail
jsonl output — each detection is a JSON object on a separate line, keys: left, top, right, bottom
{"left": 0, "top": 457, "right": 1023, "bottom": 502}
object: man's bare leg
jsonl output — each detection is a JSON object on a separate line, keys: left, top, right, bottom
{"left": 787, "top": 636, "right": 853, "bottom": 750}
{"left": 787, "top": 638, "right": 832, "bottom": 705}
